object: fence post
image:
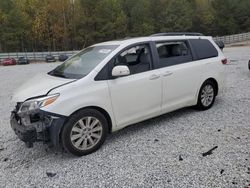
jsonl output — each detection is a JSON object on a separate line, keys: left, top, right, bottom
{"left": 33, "top": 50, "right": 36, "bottom": 61}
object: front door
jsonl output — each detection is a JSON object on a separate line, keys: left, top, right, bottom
{"left": 108, "top": 43, "right": 162, "bottom": 128}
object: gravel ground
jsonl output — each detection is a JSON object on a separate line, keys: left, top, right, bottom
{"left": 0, "top": 47, "right": 249, "bottom": 188}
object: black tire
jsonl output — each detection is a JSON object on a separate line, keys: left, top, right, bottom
{"left": 61, "top": 109, "right": 108, "bottom": 156}
{"left": 248, "top": 60, "right": 250, "bottom": 70}
{"left": 196, "top": 80, "right": 216, "bottom": 111}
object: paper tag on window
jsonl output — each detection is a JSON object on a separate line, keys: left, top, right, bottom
{"left": 99, "top": 49, "right": 112, "bottom": 54}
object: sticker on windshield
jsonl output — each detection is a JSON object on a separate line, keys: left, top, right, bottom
{"left": 99, "top": 49, "right": 112, "bottom": 54}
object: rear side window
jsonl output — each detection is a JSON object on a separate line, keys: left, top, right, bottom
{"left": 189, "top": 39, "right": 218, "bottom": 60}
{"left": 155, "top": 41, "right": 193, "bottom": 67}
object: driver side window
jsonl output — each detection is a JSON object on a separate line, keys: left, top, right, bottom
{"left": 113, "top": 44, "right": 152, "bottom": 75}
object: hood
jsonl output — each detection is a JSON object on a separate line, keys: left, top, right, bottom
{"left": 12, "top": 73, "right": 75, "bottom": 102}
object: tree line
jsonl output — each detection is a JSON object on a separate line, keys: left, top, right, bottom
{"left": 0, "top": 0, "right": 249, "bottom": 52}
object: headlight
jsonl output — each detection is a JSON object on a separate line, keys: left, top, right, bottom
{"left": 18, "top": 94, "right": 59, "bottom": 114}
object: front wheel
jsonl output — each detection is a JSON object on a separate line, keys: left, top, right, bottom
{"left": 61, "top": 109, "right": 108, "bottom": 156}
{"left": 196, "top": 80, "right": 216, "bottom": 110}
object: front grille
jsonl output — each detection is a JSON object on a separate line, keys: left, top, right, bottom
{"left": 30, "top": 113, "right": 40, "bottom": 123}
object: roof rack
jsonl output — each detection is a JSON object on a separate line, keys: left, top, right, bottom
{"left": 150, "top": 32, "right": 204, "bottom": 37}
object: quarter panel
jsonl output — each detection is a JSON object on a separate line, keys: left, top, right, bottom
{"left": 198, "top": 57, "right": 226, "bottom": 94}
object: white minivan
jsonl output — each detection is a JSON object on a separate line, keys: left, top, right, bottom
{"left": 11, "top": 33, "right": 227, "bottom": 156}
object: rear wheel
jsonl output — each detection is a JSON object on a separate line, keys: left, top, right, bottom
{"left": 196, "top": 80, "right": 216, "bottom": 110}
{"left": 61, "top": 109, "right": 108, "bottom": 156}
{"left": 248, "top": 60, "right": 250, "bottom": 70}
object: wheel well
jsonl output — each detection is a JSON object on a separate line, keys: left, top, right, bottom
{"left": 69, "top": 106, "right": 113, "bottom": 133}
{"left": 205, "top": 78, "right": 219, "bottom": 96}
{"left": 58, "top": 106, "right": 112, "bottom": 146}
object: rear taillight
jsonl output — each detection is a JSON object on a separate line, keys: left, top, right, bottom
{"left": 221, "top": 58, "right": 228, "bottom": 65}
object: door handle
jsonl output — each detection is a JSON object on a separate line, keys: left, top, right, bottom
{"left": 163, "top": 71, "right": 173, "bottom": 77}
{"left": 149, "top": 74, "right": 160, "bottom": 80}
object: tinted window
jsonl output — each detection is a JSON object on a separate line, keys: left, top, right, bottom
{"left": 156, "top": 41, "right": 193, "bottom": 67}
{"left": 112, "top": 44, "right": 152, "bottom": 75}
{"left": 189, "top": 39, "right": 218, "bottom": 60}
{"left": 50, "top": 45, "right": 118, "bottom": 79}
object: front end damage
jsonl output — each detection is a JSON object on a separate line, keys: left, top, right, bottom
{"left": 10, "top": 102, "right": 66, "bottom": 148}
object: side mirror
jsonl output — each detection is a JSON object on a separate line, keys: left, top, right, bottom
{"left": 112, "top": 65, "right": 130, "bottom": 77}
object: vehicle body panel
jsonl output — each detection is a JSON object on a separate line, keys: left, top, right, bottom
{"left": 107, "top": 69, "right": 162, "bottom": 128}
{"left": 42, "top": 70, "right": 117, "bottom": 131}
{"left": 159, "top": 61, "right": 203, "bottom": 113}
{"left": 12, "top": 73, "right": 75, "bottom": 102}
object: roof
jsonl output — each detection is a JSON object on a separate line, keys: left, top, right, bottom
{"left": 94, "top": 35, "right": 212, "bottom": 47}
{"left": 150, "top": 32, "right": 204, "bottom": 36}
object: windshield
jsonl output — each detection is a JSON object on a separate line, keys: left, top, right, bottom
{"left": 49, "top": 45, "right": 118, "bottom": 79}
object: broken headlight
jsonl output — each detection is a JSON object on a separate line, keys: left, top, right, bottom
{"left": 18, "top": 94, "right": 59, "bottom": 114}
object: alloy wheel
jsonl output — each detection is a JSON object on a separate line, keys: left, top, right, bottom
{"left": 200, "top": 84, "right": 214, "bottom": 107}
{"left": 70, "top": 117, "right": 103, "bottom": 150}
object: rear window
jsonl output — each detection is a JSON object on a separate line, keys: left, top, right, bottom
{"left": 189, "top": 39, "right": 218, "bottom": 60}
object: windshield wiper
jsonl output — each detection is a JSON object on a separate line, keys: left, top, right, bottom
{"left": 54, "top": 73, "right": 67, "bottom": 78}
{"left": 49, "top": 71, "right": 68, "bottom": 78}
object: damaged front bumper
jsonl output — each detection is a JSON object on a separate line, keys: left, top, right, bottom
{"left": 10, "top": 104, "right": 66, "bottom": 148}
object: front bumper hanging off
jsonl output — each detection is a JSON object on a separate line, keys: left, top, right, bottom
{"left": 10, "top": 105, "right": 66, "bottom": 148}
